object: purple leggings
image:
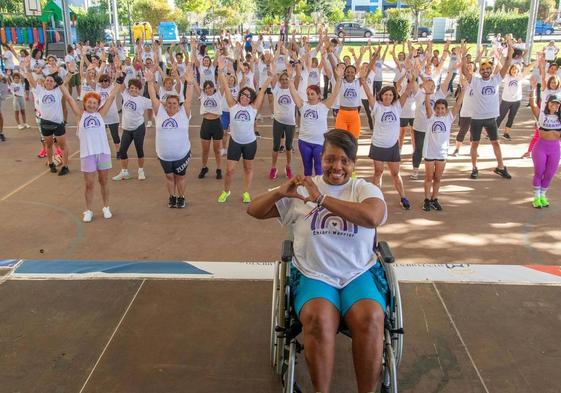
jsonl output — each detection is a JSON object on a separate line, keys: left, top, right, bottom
{"left": 298, "top": 139, "right": 323, "bottom": 176}
{"left": 532, "top": 138, "right": 560, "bottom": 188}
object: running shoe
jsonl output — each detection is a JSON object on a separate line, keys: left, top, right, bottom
{"left": 255, "top": 131, "right": 261, "bottom": 137}
{"left": 102, "top": 206, "right": 112, "bottom": 219}
{"left": 269, "top": 167, "right": 278, "bottom": 180}
{"left": 470, "top": 167, "right": 478, "bottom": 179}
{"left": 216, "top": 169, "right": 222, "bottom": 179}
{"left": 242, "top": 192, "right": 251, "bottom": 203}
{"left": 38, "top": 148, "right": 47, "bottom": 158}
{"left": 540, "top": 196, "right": 550, "bottom": 207}
{"left": 168, "top": 195, "right": 177, "bottom": 208}
{"left": 422, "top": 198, "right": 431, "bottom": 211}
{"left": 430, "top": 198, "right": 443, "bottom": 211}
{"left": 112, "top": 171, "right": 131, "bottom": 181}
{"left": 218, "top": 191, "right": 231, "bottom": 203}
{"left": 58, "top": 166, "right": 69, "bottom": 176}
{"left": 221, "top": 148, "right": 227, "bottom": 157}
{"left": 400, "top": 197, "right": 411, "bottom": 210}
{"left": 147, "top": 120, "right": 153, "bottom": 128}
{"left": 285, "top": 166, "right": 293, "bottom": 179}
{"left": 0, "top": 133, "right": 5, "bottom": 142}
{"left": 24, "top": 123, "right": 30, "bottom": 129}
{"left": 410, "top": 171, "right": 419, "bottom": 180}
{"left": 83, "top": 210, "right": 93, "bottom": 223}
{"left": 494, "top": 166, "right": 512, "bottom": 179}
{"left": 450, "top": 149, "right": 459, "bottom": 157}
{"left": 49, "top": 162, "right": 57, "bottom": 173}
{"left": 17, "top": 124, "right": 24, "bottom": 130}
{"left": 138, "top": 169, "right": 146, "bottom": 181}
{"left": 198, "top": 166, "right": 209, "bottom": 179}
{"left": 532, "top": 197, "right": 542, "bottom": 209}
{"left": 56, "top": 147, "right": 63, "bottom": 156}
{"left": 502, "top": 133, "right": 512, "bottom": 141}
{"left": 279, "top": 145, "right": 285, "bottom": 153}
{"left": 176, "top": 196, "right": 186, "bottom": 208}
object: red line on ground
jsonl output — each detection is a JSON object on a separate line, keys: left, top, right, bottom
{"left": 525, "top": 265, "right": 561, "bottom": 277}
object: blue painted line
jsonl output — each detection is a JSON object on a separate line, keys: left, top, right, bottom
{"left": 15, "top": 260, "right": 212, "bottom": 275}
{"left": 0, "top": 259, "right": 18, "bottom": 268}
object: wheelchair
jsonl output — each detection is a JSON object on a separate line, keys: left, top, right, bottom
{"left": 270, "top": 239, "right": 403, "bottom": 393}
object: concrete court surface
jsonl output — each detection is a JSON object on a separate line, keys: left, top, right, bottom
{"left": 1, "top": 78, "right": 561, "bottom": 392}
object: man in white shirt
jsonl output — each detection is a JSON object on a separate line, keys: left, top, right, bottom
{"left": 544, "top": 41, "right": 559, "bottom": 63}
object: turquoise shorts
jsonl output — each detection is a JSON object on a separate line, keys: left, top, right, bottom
{"left": 290, "top": 262, "right": 389, "bottom": 318}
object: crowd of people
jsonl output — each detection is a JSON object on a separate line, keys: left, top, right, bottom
{"left": 0, "top": 30, "right": 559, "bottom": 221}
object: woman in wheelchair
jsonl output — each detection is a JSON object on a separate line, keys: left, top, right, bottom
{"left": 248, "top": 129, "right": 388, "bottom": 393}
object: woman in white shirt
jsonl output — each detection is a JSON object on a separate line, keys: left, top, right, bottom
{"left": 216, "top": 56, "right": 272, "bottom": 204}
{"left": 96, "top": 73, "right": 121, "bottom": 158}
{"left": 247, "top": 129, "right": 388, "bottom": 393}
{"left": 496, "top": 64, "right": 532, "bottom": 140}
{"left": 145, "top": 68, "right": 194, "bottom": 208}
{"left": 335, "top": 64, "right": 362, "bottom": 139}
{"left": 1, "top": 43, "right": 17, "bottom": 75}
{"left": 59, "top": 66, "right": 122, "bottom": 222}
{"left": 8, "top": 73, "right": 30, "bottom": 129}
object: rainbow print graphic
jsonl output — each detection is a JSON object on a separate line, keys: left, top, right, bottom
{"left": 481, "top": 86, "right": 496, "bottom": 96}
{"left": 310, "top": 207, "right": 358, "bottom": 237}
{"left": 83, "top": 115, "right": 101, "bottom": 128}
{"left": 203, "top": 98, "right": 218, "bottom": 108}
{"left": 431, "top": 120, "right": 447, "bottom": 133}
{"left": 234, "top": 110, "right": 251, "bottom": 121}
{"left": 161, "top": 118, "right": 179, "bottom": 129}
{"left": 303, "top": 109, "right": 319, "bottom": 120}
{"left": 278, "top": 95, "right": 292, "bottom": 105}
{"left": 42, "top": 94, "right": 56, "bottom": 104}
{"left": 123, "top": 100, "right": 137, "bottom": 111}
{"left": 381, "top": 111, "right": 398, "bottom": 123}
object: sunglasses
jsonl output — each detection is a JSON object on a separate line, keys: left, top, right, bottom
{"left": 240, "top": 93, "right": 251, "bottom": 98}
{"left": 100, "top": 79, "right": 110, "bottom": 82}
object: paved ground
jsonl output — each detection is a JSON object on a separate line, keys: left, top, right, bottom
{"left": 1, "top": 77, "right": 560, "bottom": 392}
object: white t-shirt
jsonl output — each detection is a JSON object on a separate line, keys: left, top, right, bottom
{"left": 275, "top": 176, "right": 387, "bottom": 289}
{"left": 374, "top": 60, "right": 384, "bottom": 81}
{"left": 34, "top": 86, "right": 64, "bottom": 123}
{"left": 9, "top": 82, "right": 25, "bottom": 97}
{"left": 159, "top": 85, "right": 184, "bottom": 104}
{"left": 96, "top": 86, "right": 120, "bottom": 125}
{"left": 78, "top": 112, "right": 111, "bottom": 158}
{"left": 222, "top": 85, "right": 239, "bottom": 112}
{"left": 339, "top": 79, "right": 361, "bottom": 108}
{"left": 470, "top": 74, "right": 502, "bottom": 120}
{"left": 257, "top": 60, "right": 270, "bottom": 89}
{"left": 297, "top": 69, "right": 309, "bottom": 102}
{"left": 276, "top": 55, "right": 287, "bottom": 73}
{"left": 80, "top": 81, "right": 96, "bottom": 100}
{"left": 308, "top": 67, "right": 322, "bottom": 87}
{"left": 541, "top": 88, "right": 561, "bottom": 112}
{"left": 121, "top": 91, "right": 152, "bottom": 130}
{"left": 371, "top": 101, "right": 402, "bottom": 148}
{"left": 229, "top": 104, "right": 257, "bottom": 144}
{"left": 155, "top": 106, "right": 191, "bottom": 161}
{"left": 237, "top": 70, "right": 255, "bottom": 90}
{"left": 413, "top": 90, "right": 445, "bottom": 132}
{"left": 200, "top": 92, "right": 223, "bottom": 115}
{"left": 361, "top": 71, "right": 375, "bottom": 100}
{"left": 64, "top": 54, "right": 77, "bottom": 64}
{"left": 460, "top": 84, "right": 475, "bottom": 118}
{"left": 544, "top": 45, "right": 558, "bottom": 61}
{"left": 199, "top": 65, "right": 216, "bottom": 87}
{"left": 3, "top": 51, "right": 15, "bottom": 69}
{"left": 299, "top": 102, "right": 330, "bottom": 145}
{"left": 538, "top": 112, "right": 561, "bottom": 130}
{"left": 423, "top": 112, "right": 455, "bottom": 160}
{"left": 272, "top": 85, "right": 296, "bottom": 125}
{"left": 399, "top": 84, "right": 416, "bottom": 119}
{"left": 501, "top": 75, "right": 524, "bottom": 102}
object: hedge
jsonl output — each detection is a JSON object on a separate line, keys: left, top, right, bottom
{"left": 1, "top": 15, "right": 42, "bottom": 28}
{"left": 76, "top": 10, "right": 108, "bottom": 43}
{"left": 457, "top": 9, "right": 529, "bottom": 42}
{"left": 386, "top": 10, "right": 411, "bottom": 42}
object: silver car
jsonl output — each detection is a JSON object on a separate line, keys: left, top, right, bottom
{"left": 335, "top": 22, "right": 374, "bottom": 38}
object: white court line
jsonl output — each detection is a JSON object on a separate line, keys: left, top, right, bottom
{"left": 432, "top": 283, "right": 491, "bottom": 393}
{"left": 0, "top": 260, "right": 24, "bottom": 286}
{"left": 78, "top": 279, "right": 145, "bottom": 393}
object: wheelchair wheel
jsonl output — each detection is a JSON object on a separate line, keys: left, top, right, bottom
{"left": 275, "top": 262, "right": 289, "bottom": 375}
{"left": 283, "top": 340, "right": 297, "bottom": 393}
{"left": 380, "top": 329, "right": 398, "bottom": 393}
{"left": 270, "top": 261, "right": 280, "bottom": 368}
{"left": 384, "top": 262, "right": 404, "bottom": 368}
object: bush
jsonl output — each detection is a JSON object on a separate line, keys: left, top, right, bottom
{"left": 386, "top": 9, "right": 411, "bottom": 42}
{"left": 457, "top": 9, "right": 529, "bottom": 42}
{"left": 76, "top": 9, "right": 108, "bottom": 43}
{"left": 364, "top": 9, "right": 383, "bottom": 27}
{"left": 2, "top": 15, "right": 42, "bottom": 28}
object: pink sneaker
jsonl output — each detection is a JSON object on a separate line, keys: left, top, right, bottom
{"left": 269, "top": 167, "right": 278, "bottom": 180}
{"left": 285, "top": 166, "right": 293, "bottom": 179}
{"left": 56, "top": 147, "right": 63, "bottom": 156}
{"left": 37, "top": 148, "right": 47, "bottom": 158}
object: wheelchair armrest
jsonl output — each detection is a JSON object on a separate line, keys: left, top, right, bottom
{"left": 377, "top": 241, "right": 395, "bottom": 264}
{"left": 281, "top": 240, "right": 294, "bottom": 263}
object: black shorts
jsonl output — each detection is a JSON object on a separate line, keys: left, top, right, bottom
{"left": 273, "top": 119, "right": 295, "bottom": 152}
{"left": 200, "top": 118, "right": 224, "bottom": 140}
{"left": 159, "top": 151, "right": 191, "bottom": 176}
{"left": 368, "top": 142, "right": 401, "bottom": 162}
{"left": 40, "top": 119, "right": 66, "bottom": 137}
{"left": 400, "top": 118, "right": 414, "bottom": 127}
{"left": 425, "top": 158, "right": 446, "bottom": 162}
{"left": 264, "top": 87, "right": 272, "bottom": 95}
{"left": 106, "top": 123, "right": 120, "bottom": 144}
{"left": 470, "top": 118, "right": 498, "bottom": 142}
{"left": 227, "top": 139, "right": 257, "bottom": 161}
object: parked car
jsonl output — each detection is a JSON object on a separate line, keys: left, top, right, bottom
{"left": 535, "top": 20, "right": 555, "bottom": 35}
{"left": 414, "top": 26, "right": 431, "bottom": 38}
{"left": 335, "top": 22, "right": 374, "bottom": 38}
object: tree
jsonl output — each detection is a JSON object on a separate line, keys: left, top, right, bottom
{"left": 175, "top": 0, "right": 211, "bottom": 15}
{"left": 0, "top": 0, "right": 23, "bottom": 13}
{"left": 438, "top": 0, "right": 477, "bottom": 17}
{"left": 403, "top": 0, "right": 431, "bottom": 39}
{"left": 76, "top": 8, "right": 109, "bottom": 43}
{"left": 132, "top": 0, "right": 186, "bottom": 33}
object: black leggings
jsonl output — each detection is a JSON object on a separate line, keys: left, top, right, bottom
{"left": 496, "top": 100, "right": 521, "bottom": 129}
{"left": 118, "top": 124, "right": 146, "bottom": 160}
{"left": 412, "top": 130, "right": 425, "bottom": 169}
{"left": 361, "top": 99, "right": 373, "bottom": 130}
{"left": 323, "top": 75, "right": 331, "bottom": 99}
{"left": 107, "top": 123, "right": 120, "bottom": 144}
{"left": 272, "top": 120, "right": 295, "bottom": 152}
{"left": 456, "top": 116, "right": 471, "bottom": 142}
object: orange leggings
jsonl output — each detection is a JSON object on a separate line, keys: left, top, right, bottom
{"left": 335, "top": 108, "right": 361, "bottom": 139}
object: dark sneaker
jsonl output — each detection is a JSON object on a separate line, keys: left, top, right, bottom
{"left": 0, "top": 133, "right": 5, "bottom": 142}
{"left": 450, "top": 149, "right": 459, "bottom": 157}
{"left": 470, "top": 167, "right": 478, "bottom": 179}
{"left": 49, "top": 162, "right": 57, "bottom": 173}
{"left": 430, "top": 198, "right": 443, "bottom": 211}
{"left": 502, "top": 133, "right": 512, "bottom": 141}
{"left": 254, "top": 131, "right": 261, "bottom": 137}
{"left": 422, "top": 198, "right": 431, "bottom": 211}
{"left": 216, "top": 169, "right": 222, "bottom": 179}
{"left": 176, "top": 196, "right": 186, "bottom": 208}
{"left": 198, "top": 166, "right": 209, "bottom": 179}
{"left": 400, "top": 197, "right": 411, "bottom": 210}
{"left": 58, "top": 166, "right": 69, "bottom": 176}
{"left": 279, "top": 145, "right": 285, "bottom": 153}
{"left": 168, "top": 195, "right": 177, "bottom": 208}
{"left": 494, "top": 166, "right": 511, "bottom": 179}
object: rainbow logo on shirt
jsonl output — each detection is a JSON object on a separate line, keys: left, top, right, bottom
{"left": 234, "top": 110, "right": 251, "bottom": 121}
{"left": 381, "top": 111, "right": 398, "bottom": 123}
{"left": 42, "top": 94, "right": 56, "bottom": 104}
{"left": 203, "top": 98, "right": 218, "bottom": 108}
{"left": 431, "top": 121, "right": 447, "bottom": 133}
{"left": 83, "top": 115, "right": 102, "bottom": 128}
{"left": 508, "top": 80, "right": 518, "bottom": 88}
{"left": 311, "top": 207, "right": 358, "bottom": 236}
{"left": 100, "top": 91, "right": 109, "bottom": 99}
{"left": 343, "top": 88, "right": 357, "bottom": 98}
{"left": 278, "top": 95, "right": 292, "bottom": 105}
{"left": 161, "top": 118, "right": 179, "bottom": 129}
{"left": 303, "top": 109, "right": 319, "bottom": 120}
{"left": 123, "top": 100, "right": 137, "bottom": 111}
{"left": 309, "top": 71, "right": 318, "bottom": 79}
{"left": 203, "top": 68, "right": 212, "bottom": 75}
{"left": 481, "top": 86, "right": 496, "bottom": 96}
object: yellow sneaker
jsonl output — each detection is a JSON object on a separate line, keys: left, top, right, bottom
{"left": 242, "top": 192, "right": 251, "bottom": 203}
{"left": 218, "top": 191, "right": 231, "bottom": 203}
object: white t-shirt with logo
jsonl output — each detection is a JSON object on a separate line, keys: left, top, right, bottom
{"left": 96, "top": 86, "right": 120, "bottom": 125}
{"left": 78, "top": 111, "right": 110, "bottom": 158}
{"left": 374, "top": 60, "right": 384, "bottom": 81}
{"left": 361, "top": 71, "right": 375, "bottom": 100}
{"left": 541, "top": 88, "right": 561, "bottom": 112}
{"left": 199, "top": 65, "right": 216, "bottom": 87}
{"left": 159, "top": 85, "right": 184, "bottom": 104}
{"left": 275, "top": 176, "right": 387, "bottom": 289}
{"left": 501, "top": 75, "right": 524, "bottom": 102}
{"left": 460, "top": 84, "right": 475, "bottom": 118}
{"left": 222, "top": 85, "right": 239, "bottom": 112}
{"left": 237, "top": 70, "right": 255, "bottom": 90}
{"left": 470, "top": 74, "right": 502, "bottom": 120}
{"left": 200, "top": 92, "right": 223, "bottom": 115}
{"left": 308, "top": 67, "right": 322, "bottom": 87}
{"left": 299, "top": 102, "right": 330, "bottom": 145}
{"left": 155, "top": 106, "right": 191, "bottom": 161}
{"left": 413, "top": 90, "right": 446, "bottom": 132}
{"left": 539, "top": 112, "right": 561, "bottom": 130}
{"left": 371, "top": 101, "right": 402, "bottom": 148}
{"left": 399, "top": 83, "right": 416, "bottom": 119}
{"left": 34, "top": 86, "right": 64, "bottom": 124}
{"left": 423, "top": 112, "right": 455, "bottom": 160}
{"left": 3, "top": 51, "right": 14, "bottom": 69}
{"left": 9, "top": 82, "right": 25, "bottom": 97}
{"left": 272, "top": 86, "right": 296, "bottom": 125}
{"left": 121, "top": 91, "right": 152, "bottom": 130}
{"left": 544, "top": 45, "right": 558, "bottom": 61}
{"left": 229, "top": 104, "right": 257, "bottom": 144}
{"left": 339, "top": 79, "right": 361, "bottom": 108}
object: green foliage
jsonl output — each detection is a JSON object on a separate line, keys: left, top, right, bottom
{"left": 175, "top": 0, "right": 211, "bottom": 14}
{"left": 386, "top": 9, "right": 412, "bottom": 42}
{"left": 1, "top": 15, "right": 42, "bottom": 27}
{"left": 364, "top": 9, "right": 383, "bottom": 27}
{"left": 456, "top": 9, "right": 529, "bottom": 43}
{"left": 76, "top": 8, "right": 109, "bottom": 43}
{"left": 0, "top": 0, "right": 23, "bottom": 13}
{"left": 328, "top": 8, "right": 345, "bottom": 24}
{"left": 437, "top": 0, "right": 476, "bottom": 17}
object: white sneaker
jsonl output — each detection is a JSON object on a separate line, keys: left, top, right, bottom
{"left": 112, "top": 171, "right": 131, "bottom": 181}
{"left": 138, "top": 169, "right": 146, "bottom": 180}
{"left": 83, "top": 210, "right": 93, "bottom": 223}
{"left": 24, "top": 123, "right": 31, "bottom": 128}
{"left": 17, "top": 124, "right": 24, "bottom": 130}
{"left": 102, "top": 206, "right": 112, "bottom": 219}
{"left": 147, "top": 121, "right": 153, "bottom": 128}
{"left": 221, "top": 148, "right": 227, "bottom": 157}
